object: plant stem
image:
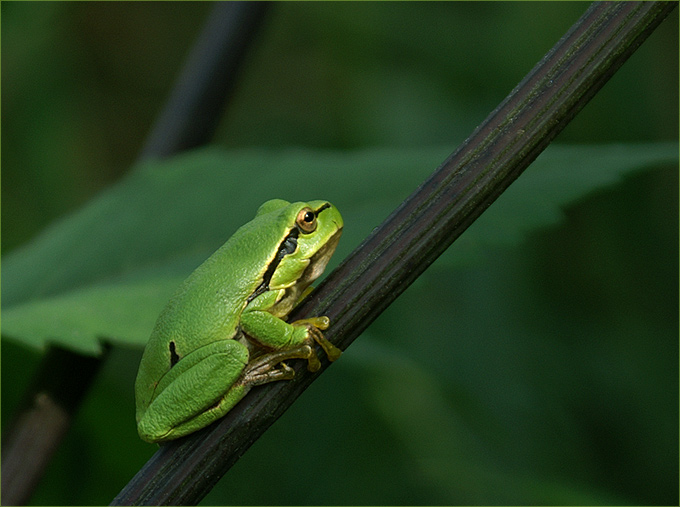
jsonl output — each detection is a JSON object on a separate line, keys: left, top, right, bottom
{"left": 110, "top": 2, "right": 677, "bottom": 505}
{"left": 1, "top": 346, "right": 109, "bottom": 506}
{"left": 139, "top": 2, "right": 268, "bottom": 160}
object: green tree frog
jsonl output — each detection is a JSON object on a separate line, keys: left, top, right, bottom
{"left": 135, "top": 199, "right": 343, "bottom": 443}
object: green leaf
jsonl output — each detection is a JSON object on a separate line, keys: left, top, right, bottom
{"left": 448, "top": 142, "right": 679, "bottom": 264}
{"left": 0, "top": 278, "right": 183, "bottom": 355}
{"left": 1, "top": 143, "right": 676, "bottom": 355}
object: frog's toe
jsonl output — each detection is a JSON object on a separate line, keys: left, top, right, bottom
{"left": 307, "top": 325, "right": 342, "bottom": 362}
{"left": 277, "top": 361, "right": 296, "bottom": 379}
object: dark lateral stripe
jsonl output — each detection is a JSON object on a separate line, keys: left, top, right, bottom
{"left": 315, "top": 202, "right": 331, "bottom": 215}
{"left": 247, "top": 227, "right": 299, "bottom": 303}
{"left": 169, "top": 341, "right": 180, "bottom": 368}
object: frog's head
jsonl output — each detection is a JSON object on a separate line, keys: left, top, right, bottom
{"left": 264, "top": 200, "right": 343, "bottom": 293}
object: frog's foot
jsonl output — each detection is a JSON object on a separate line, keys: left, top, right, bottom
{"left": 244, "top": 361, "right": 296, "bottom": 387}
{"left": 242, "top": 344, "right": 317, "bottom": 386}
{"left": 293, "top": 317, "right": 343, "bottom": 363}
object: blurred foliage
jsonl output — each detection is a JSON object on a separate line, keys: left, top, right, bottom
{"left": 1, "top": 2, "right": 678, "bottom": 506}
{"left": 1, "top": 144, "right": 676, "bottom": 355}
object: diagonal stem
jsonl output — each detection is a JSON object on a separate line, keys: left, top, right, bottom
{"left": 139, "top": 2, "right": 268, "bottom": 160}
{"left": 1, "top": 346, "right": 109, "bottom": 506}
{"left": 110, "top": 2, "right": 677, "bottom": 505}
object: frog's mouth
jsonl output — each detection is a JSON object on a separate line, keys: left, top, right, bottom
{"left": 299, "top": 226, "right": 343, "bottom": 288}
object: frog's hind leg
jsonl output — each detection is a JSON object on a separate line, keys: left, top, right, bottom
{"left": 214, "top": 345, "right": 318, "bottom": 419}
{"left": 154, "top": 345, "right": 317, "bottom": 442}
{"left": 242, "top": 343, "right": 319, "bottom": 386}
{"left": 137, "top": 339, "right": 249, "bottom": 443}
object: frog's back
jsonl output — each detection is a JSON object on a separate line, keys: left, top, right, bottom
{"left": 138, "top": 212, "right": 290, "bottom": 384}
{"left": 157, "top": 216, "right": 286, "bottom": 345}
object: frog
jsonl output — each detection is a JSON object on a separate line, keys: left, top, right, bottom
{"left": 135, "top": 199, "right": 343, "bottom": 443}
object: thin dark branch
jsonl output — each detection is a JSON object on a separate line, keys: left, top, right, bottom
{"left": 1, "top": 4, "right": 268, "bottom": 505}
{"left": 110, "top": 2, "right": 677, "bottom": 505}
{"left": 1, "top": 346, "right": 110, "bottom": 506}
{"left": 139, "top": 1, "right": 269, "bottom": 160}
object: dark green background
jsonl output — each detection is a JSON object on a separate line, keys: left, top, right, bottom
{"left": 2, "top": 2, "right": 678, "bottom": 505}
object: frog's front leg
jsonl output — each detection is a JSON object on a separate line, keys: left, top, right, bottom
{"left": 291, "top": 316, "right": 342, "bottom": 362}
{"left": 240, "top": 306, "right": 342, "bottom": 372}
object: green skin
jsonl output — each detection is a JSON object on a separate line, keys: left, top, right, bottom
{"left": 135, "top": 199, "right": 343, "bottom": 443}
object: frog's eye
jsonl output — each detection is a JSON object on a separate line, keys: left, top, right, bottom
{"left": 296, "top": 207, "right": 317, "bottom": 233}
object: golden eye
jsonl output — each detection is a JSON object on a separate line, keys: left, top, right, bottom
{"left": 296, "top": 207, "right": 317, "bottom": 233}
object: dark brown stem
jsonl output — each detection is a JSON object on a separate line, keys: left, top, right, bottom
{"left": 110, "top": 2, "right": 677, "bottom": 505}
{"left": 1, "top": 346, "right": 109, "bottom": 506}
